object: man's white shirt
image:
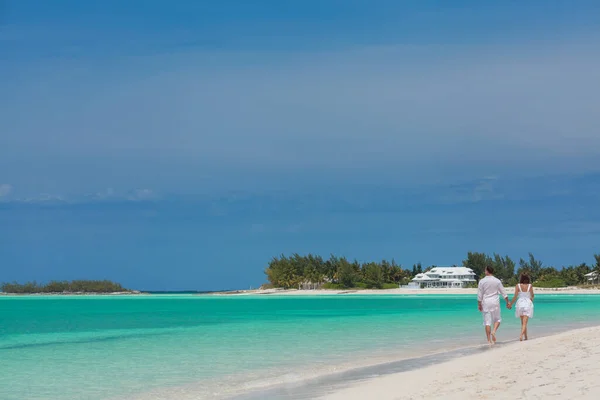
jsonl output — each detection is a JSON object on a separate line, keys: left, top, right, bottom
{"left": 477, "top": 275, "right": 507, "bottom": 311}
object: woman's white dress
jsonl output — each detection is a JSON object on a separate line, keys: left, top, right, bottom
{"left": 515, "top": 284, "right": 534, "bottom": 318}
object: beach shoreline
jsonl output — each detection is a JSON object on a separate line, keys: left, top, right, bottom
{"left": 0, "top": 291, "right": 145, "bottom": 296}
{"left": 121, "top": 320, "right": 600, "bottom": 400}
{"left": 3, "top": 287, "right": 599, "bottom": 297}
{"left": 210, "top": 286, "right": 600, "bottom": 296}
{"left": 231, "top": 323, "right": 600, "bottom": 400}
{"left": 317, "top": 325, "right": 600, "bottom": 400}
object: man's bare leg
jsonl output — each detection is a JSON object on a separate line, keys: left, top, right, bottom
{"left": 485, "top": 325, "right": 492, "bottom": 344}
{"left": 491, "top": 322, "right": 500, "bottom": 344}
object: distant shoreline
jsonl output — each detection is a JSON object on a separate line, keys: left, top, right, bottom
{"left": 3, "top": 287, "right": 599, "bottom": 297}
{"left": 207, "top": 286, "right": 600, "bottom": 296}
{"left": 0, "top": 290, "right": 145, "bottom": 296}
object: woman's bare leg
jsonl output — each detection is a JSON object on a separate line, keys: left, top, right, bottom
{"left": 523, "top": 316, "right": 529, "bottom": 340}
{"left": 520, "top": 316, "right": 525, "bottom": 341}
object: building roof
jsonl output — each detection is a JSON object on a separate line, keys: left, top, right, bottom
{"left": 413, "top": 274, "right": 436, "bottom": 281}
{"left": 427, "top": 267, "right": 476, "bottom": 276}
{"left": 411, "top": 266, "right": 477, "bottom": 282}
{"left": 584, "top": 271, "right": 598, "bottom": 277}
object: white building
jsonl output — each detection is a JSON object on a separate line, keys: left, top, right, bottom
{"left": 411, "top": 266, "right": 477, "bottom": 288}
{"left": 585, "top": 271, "right": 598, "bottom": 283}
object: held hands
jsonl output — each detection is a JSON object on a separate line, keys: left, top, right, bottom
{"left": 506, "top": 302, "right": 512, "bottom": 310}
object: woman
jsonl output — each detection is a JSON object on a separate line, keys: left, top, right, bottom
{"left": 509, "top": 274, "right": 535, "bottom": 341}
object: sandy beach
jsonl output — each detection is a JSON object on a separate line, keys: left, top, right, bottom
{"left": 319, "top": 325, "right": 600, "bottom": 400}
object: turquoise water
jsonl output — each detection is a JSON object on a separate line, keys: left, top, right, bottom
{"left": 1, "top": 294, "right": 600, "bottom": 400}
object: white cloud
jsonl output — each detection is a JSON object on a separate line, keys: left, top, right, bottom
{"left": 0, "top": 187, "right": 161, "bottom": 204}
{"left": 20, "top": 193, "right": 66, "bottom": 203}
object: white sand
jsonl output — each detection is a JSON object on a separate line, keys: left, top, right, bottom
{"left": 320, "top": 326, "right": 600, "bottom": 400}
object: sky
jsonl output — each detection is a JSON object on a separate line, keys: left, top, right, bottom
{"left": 1, "top": 1, "right": 600, "bottom": 290}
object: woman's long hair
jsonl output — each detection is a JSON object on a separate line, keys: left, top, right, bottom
{"left": 519, "top": 273, "right": 531, "bottom": 284}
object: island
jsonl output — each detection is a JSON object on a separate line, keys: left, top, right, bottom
{"left": 263, "top": 252, "right": 600, "bottom": 290}
{"left": 0, "top": 280, "right": 141, "bottom": 295}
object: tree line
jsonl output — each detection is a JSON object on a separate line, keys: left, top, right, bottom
{"left": 0, "top": 280, "right": 128, "bottom": 294}
{"left": 462, "top": 252, "right": 600, "bottom": 287}
{"left": 264, "top": 253, "right": 600, "bottom": 289}
{"left": 265, "top": 254, "right": 411, "bottom": 289}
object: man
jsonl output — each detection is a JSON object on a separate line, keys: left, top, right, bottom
{"left": 477, "top": 265, "right": 510, "bottom": 345}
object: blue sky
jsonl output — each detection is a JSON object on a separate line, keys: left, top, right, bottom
{"left": 1, "top": 1, "right": 600, "bottom": 290}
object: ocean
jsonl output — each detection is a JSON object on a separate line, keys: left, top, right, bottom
{"left": 1, "top": 294, "right": 600, "bottom": 400}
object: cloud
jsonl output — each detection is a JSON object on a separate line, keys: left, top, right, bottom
{"left": 1, "top": 187, "right": 160, "bottom": 204}
{"left": 0, "top": 184, "right": 12, "bottom": 197}
{"left": 19, "top": 193, "right": 66, "bottom": 204}
{"left": 81, "top": 187, "right": 157, "bottom": 202}
{"left": 2, "top": 38, "right": 600, "bottom": 194}
{"left": 93, "top": 187, "right": 115, "bottom": 199}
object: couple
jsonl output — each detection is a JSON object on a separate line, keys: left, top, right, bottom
{"left": 477, "top": 266, "right": 535, "bottom": 344}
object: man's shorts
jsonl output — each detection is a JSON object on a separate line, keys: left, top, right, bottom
{"left": 482, "top": 307, "right": 502, "bottom": 326}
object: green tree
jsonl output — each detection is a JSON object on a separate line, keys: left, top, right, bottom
{"left": 324, "top": 255, "right": 339, "bottom": 282}
{"left": 388, "top": 259, "right": 405, "bottom": 283}
{"left": 45, "top": 280, "right": 70, "bottom": 293}
{"left": 303, "top": 263, "right": 323, "bottom": 289}
{"left": 264, "top": 255, "right": 286, "bottom": 287}
{"left": 558, "top": 266, "right": 584, "bottom": 286}
{"left": 517, "top": 253, "right": 543, "bottom": 282}
{"left": 0, "top": 280, "right": 126, "bottom": 293}
{"left": 351, "top": 259, "right": 362, "bottom": 277}
{"left": 462, "top": 252, "right": 492, "bottom": 280}
{"left": 537, "top": 266, "right": 560, "bottom": 282}
{"left": 491, "top": 254, "right": 516, "bottom": 283}
{"left": 337, "top": 257, "right": 357, "bottom": 288}
{"left": 264, "top": 255, "right": 302, "bottom": 289}
{"left": 362, "top": 263, "right": 384, "bottom": 289}
{"left": 389, "top": 261, "right": 405, "bottom": 284}
{"left": 309, "top": 254, "right": 326, "bottom": 279}
{"left": 380, "top": 259, "right": 392, "bottom": 283}
{"left": 575, "top": 263, "right": 592, "bottom": 284}
{"left": 290, "top": 253, "right": 307, "bottom": 280}
{"left": 414, "top": 263, "right": 423, "bottom": 275}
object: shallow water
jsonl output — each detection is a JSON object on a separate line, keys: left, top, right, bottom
{"left": 1, "top": 294, "right": 599, "bottom": 399}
